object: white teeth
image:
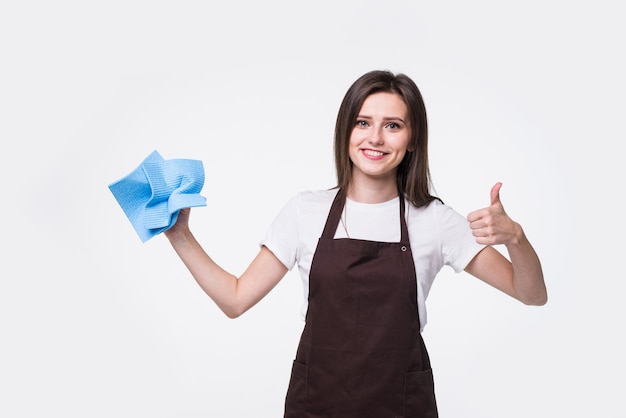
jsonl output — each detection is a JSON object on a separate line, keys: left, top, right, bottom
{"left": 364, "top": 150, "right": 384, "bottom": 157}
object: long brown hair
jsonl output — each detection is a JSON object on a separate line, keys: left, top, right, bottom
{"left": 334, "top": 70, "right": 438, "bottom": 208}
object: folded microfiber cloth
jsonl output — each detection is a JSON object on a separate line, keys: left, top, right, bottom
{"left": 108, "top": 150, "right": 207, "bottom": 242}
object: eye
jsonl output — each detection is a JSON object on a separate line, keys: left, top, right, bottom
{"left": 386, "top": 122, "right": 401, "bottom": 129}
{"left": 355, "top": 119, "right": 369, "bottom": 128}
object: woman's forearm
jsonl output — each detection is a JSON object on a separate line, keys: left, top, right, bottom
{"left": 506, "top": 227, "right": 547, "bottom": 306}
{"left": 166, "top": 229, "right": 243, "bottom": 317}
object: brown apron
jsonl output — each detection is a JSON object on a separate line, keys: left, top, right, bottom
{"left": 284, "top": 189, "right": 438, "bottom": 418}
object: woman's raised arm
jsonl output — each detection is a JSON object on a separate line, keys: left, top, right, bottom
{"left": 165, "top": 208, "right": 289, "bottom": 318}
{"left": 465, "top": 183, "right": 547, "bottom": 306}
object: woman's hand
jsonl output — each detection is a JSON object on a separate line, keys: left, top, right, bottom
{"left": 164, "top": 208, "right": 191, "bottom": 240}
{"left": 466, "top": 182, "right": 523, "bottom": 246}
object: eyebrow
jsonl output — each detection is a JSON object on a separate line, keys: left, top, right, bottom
{"left": 357, "top": 114, "right": 406, "bottom": 123}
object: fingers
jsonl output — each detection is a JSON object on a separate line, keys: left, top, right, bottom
{"left": 466, "top": 182, "right": 519, "bottom": 246}
{"left": 468, "top": 209, "right": 497, "bottom": 245}
{"left": 467, "top": 182, "right": 504, "bottom": 222}
{"left": 467, "top": 208, "right": 486, "bottom": 223}
{"left": 469, "top": 221, "right": 496, "bottom": 245}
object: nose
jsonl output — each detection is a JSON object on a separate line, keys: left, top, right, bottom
{"left": 368, "top": 126, "right": 384, "bottom": 145}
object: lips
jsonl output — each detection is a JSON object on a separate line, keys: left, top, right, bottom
{"left": 362, "top": 149, "right": 386, "bottom": 159}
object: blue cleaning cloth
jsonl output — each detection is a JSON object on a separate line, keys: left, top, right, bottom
{"left": 108, "top": 150, "right": 207, "bottom": 242}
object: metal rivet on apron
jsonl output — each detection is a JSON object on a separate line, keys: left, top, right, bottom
{"left": 401, "top": 245, "right": 407, "bottom": 252}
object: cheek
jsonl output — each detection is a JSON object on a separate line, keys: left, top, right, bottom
{"left": 348, "top": 129, "right": 361, "bottom": 146}
{"left": 348, "top": 143, "right": 359, "bottom": 162}
{"left": 348, "top": 132, "right": 362, "bottom": 155}
{"left": 401, "top": 134, "right": 413, "bottom": 152}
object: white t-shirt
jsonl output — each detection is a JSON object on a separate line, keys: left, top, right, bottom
{"left": 261, "top": 189, "right": 485, "bottom": 331}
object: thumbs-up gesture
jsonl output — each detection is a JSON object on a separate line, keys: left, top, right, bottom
{"left": 467, "top": 182, "right": 522, "bottom": 246}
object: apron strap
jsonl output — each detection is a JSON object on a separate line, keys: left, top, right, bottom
{"left": 320, "top": 188, "right": 346, "bottom": 239}
{"left": 399, "top": 195, "right": 410, "bottom": 244}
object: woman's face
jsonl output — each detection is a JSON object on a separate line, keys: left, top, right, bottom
{"left": 349, "top": 92, "right": 412, "bottom": 186}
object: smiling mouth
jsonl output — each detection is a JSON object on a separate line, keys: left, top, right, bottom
{"left": 363, "top": 149, "right": 386, "bottom": 158}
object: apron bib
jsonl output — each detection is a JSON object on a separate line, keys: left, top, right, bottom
{"left": 284, "top": 190, "right": 438, "bottom": 418}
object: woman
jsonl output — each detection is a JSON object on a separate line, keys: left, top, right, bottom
{"left": 164, "top": 70, "right": 547, "bottom": 417}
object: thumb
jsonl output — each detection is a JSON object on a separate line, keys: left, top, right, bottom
{"left": 490, "top": 182, "right": 503, "bottom": 207}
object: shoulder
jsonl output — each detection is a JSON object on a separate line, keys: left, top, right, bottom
{"left": 417, "top": 198, "right": 467, "bottom": 219}
{"left": 407, "top": 199, "right": 473, "bottom": 244}
{"left": 269, "top": 189, "right": 337, "bottom": 226}
{"left": 284, "top": 188, "right": 338, "bottom": 214}
{"left": 407, "top": 198, "right": 465, "bottom": 223}
{"left": 294, "top": 188, "right": 338, "bottom": 204}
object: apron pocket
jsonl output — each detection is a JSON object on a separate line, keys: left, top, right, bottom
{"left": 403, "top": 369, "right": 438, "bottom": 418}
{"left": 284, "top": 360, "right": 308, "bottom": 417}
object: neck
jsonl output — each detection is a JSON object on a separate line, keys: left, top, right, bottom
{"left": 347, "top": 178, "right": 399, "bottom": 204}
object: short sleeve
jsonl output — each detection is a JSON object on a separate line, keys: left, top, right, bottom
{"left": 438, "top": 204, "right": 486, "bottom": 273}
{"left": 260, "top": 194, "right": 301, "bottom": 271}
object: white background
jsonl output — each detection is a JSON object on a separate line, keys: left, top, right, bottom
{"left": 1, "top": 1, "right": 624, "bottom": 417}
